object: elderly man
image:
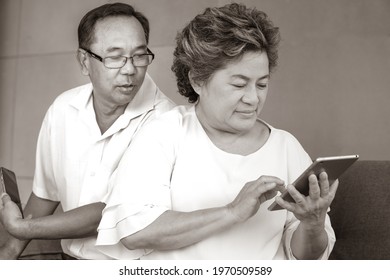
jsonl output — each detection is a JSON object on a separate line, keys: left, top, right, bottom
{"left": 0, "top": 3, "right": 174, "bottom": 259}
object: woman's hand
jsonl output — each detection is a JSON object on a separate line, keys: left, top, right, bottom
{"left": 275, "top": 172, "right": 338, "bottom": 228}
{"left": 227, "top": 176, "right": 285, "bottom": 223}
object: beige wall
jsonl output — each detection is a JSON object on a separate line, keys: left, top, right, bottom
{"left": 1, "top": 0, "right": 389, "bottom": 205}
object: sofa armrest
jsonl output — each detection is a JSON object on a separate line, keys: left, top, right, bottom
{"left": 329, "top": 160, "right": 390, "bottom": 259}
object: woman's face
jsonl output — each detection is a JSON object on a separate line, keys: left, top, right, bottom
{"left": 195, "top": 51, "right": 270, "bottom": 134}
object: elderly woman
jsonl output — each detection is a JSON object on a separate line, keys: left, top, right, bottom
{"left": 96, "top": 3, "right": 336, "bottom": 260}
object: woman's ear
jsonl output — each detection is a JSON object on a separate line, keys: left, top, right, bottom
{"left": 77, "top": 49, "right": 90, "bottom": 76}
{"left": 188, "top": 71, "right": 203, "bottom": 95}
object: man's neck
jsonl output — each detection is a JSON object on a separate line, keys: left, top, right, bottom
{"left": 92, "top": 95, "right": 128, "bottom": 135}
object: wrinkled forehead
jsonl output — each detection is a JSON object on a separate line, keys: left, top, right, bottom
{"left": 90, "top": 16, "right": 146, "bottom": 50}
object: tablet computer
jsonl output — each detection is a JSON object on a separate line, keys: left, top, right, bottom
{"left": 268, "top": 154, "right": 359, "bottom": 211}
{"left": 0, "top": 167, "right": 24, "bottom": 217}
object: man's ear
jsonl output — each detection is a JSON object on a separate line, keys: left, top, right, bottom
{"left": 77, "top": 49, "right": 90, "bottom": 76}
{"left": 188, "top": 71, "right": 203, "bottom": 95}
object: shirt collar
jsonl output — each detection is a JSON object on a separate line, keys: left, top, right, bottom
{"left": 69, "top": 73, "right": 158, "bottom": 139}
{"left": 69, "top": 83, "right": 94, "bottom": 111}
{"left": 70, "top": 73, "right": 157, "bottom": 114}
{"left": 121, "top": 72, "right": 157, "bottom": 121}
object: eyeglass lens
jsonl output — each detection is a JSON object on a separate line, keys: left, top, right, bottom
{"left": 104, "top": 54, "right": 153, "bottom": 68}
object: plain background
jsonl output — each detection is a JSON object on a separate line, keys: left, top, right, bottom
{"left": 0, "top": 0, "right": 389, "bottom": 206}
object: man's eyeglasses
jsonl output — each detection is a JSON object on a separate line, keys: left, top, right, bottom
{"left": 82, "top": 48, "right": 155, "bottom": 69}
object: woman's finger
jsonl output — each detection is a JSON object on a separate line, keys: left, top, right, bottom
{"left": 319, "top": 172, "right": 330, "bottom": 198}
{"left": 308, "top": 174, "right": 321, "bottom": 199}
{"left": 287, "top": 184, "right": 306, "bottom": 206}
{"left": 328, "top": 179, "right": 339, "bottom": 202}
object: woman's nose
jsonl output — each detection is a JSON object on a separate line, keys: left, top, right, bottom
{"left": 242, "top": 86, "right": 259, "bottom": 105}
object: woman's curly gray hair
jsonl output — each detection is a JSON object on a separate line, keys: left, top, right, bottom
{"left": 172, "top": 3, "right": 280, "bottom": 103}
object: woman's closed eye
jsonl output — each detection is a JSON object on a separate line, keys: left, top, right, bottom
{"left": 257, "top": 83, "right": 268, "bottom": 89}
{"left": 230, "top": 83, "right": 267, "bottom": 90}
{"left": 231, "top": 83, "right": 246, "bottom": 88}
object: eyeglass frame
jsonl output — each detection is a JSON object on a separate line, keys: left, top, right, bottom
{"left": 81, "top": 48, "right": 155, "bottom": 69}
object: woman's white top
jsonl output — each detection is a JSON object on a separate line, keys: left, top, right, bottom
{"left": 96, "top": 105, "right": 335, "bottom": 259}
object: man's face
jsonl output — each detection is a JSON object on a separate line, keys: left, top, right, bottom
{"left": 83, "top": 16, "right": 149, "bottom": 109}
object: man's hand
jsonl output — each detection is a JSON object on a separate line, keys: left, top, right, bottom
{"left": 227, "top": 176, "right": 285, "bottom": 222}
{"left": 0, "top": 233, "right": 28, "bottom": 260}
{"left": 0, "top": 193, "right": 29, "bottom": 239}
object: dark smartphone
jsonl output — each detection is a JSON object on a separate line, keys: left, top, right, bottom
{"left": 268, "top": 155, "right": 359, "bottom": 211}
{"left": 0, "top": 167, "right": 24, "bottom": 217}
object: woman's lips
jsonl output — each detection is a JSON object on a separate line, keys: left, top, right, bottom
{"left": 236, "top": 110, "right": 256, "bottom": 117}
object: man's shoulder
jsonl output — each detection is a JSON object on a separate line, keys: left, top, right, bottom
{"left": 135, "top": 105, "right": 193, "bottom": 145}
{"left": 52, "top": 83, "right": 92, "bottom": 106}
{"left": 153, "top": 90, "right": 176, "bottom": 115}
{"left": 146, "top": 105, "right": 194, "bottom": 131}
{"left": 44, "top": 83, "right": 92, "bottom": 121}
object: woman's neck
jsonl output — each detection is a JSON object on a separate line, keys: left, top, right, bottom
{"left": 196, "top": 110, "right": 270, "bottom": 156}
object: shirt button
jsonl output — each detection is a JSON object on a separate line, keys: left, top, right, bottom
{"left": 90, "top": 171, "right": 96, "bottom": 176}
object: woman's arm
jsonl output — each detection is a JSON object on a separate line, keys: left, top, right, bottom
{"left": 120, "top": 176, "right": 285, "bottom": 251}
{"left": 122, "top": 207, "right": 234, "bottom": 250}
{"left": 290, "top": 220, "right": 329, "bottom": 259}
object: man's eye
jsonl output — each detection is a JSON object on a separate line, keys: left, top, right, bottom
{"left": 133, "top": 54, "right": 147, "bottom": 60}
{"left": 232, "top": 84, "right": 246, "bottom": 88}
{"left": 108, "top": 56, "right": 124, "bottom": 62}
{"left": 257, "top": 84, "right": 268, "bottom": 89}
